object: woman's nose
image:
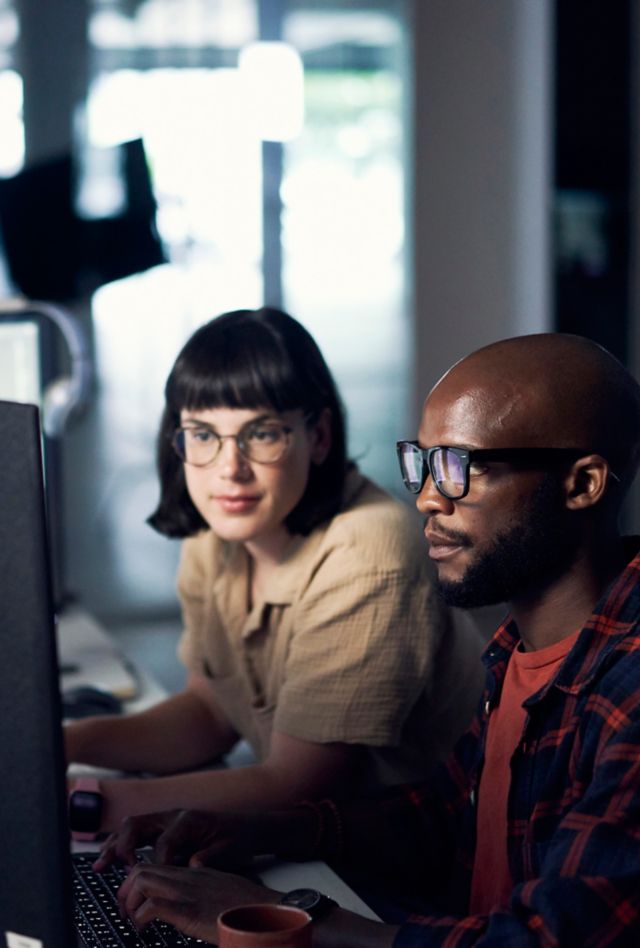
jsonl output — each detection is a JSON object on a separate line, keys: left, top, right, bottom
{"left": 217, "top": 437, "right": 252, "bottom": 479}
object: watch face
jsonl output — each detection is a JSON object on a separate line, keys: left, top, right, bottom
{"left": 281, "top": 889, "right": 322, "bottom": 911}
{"left": 69, "top": 789, "right": 103, "bottom": 833}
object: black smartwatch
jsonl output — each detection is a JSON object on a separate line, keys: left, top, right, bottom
{"left": 69, "top": 776, "right": 103, "bottom": 841}
{"left": 278, "top": 888, "right": 338, "bottom": 921}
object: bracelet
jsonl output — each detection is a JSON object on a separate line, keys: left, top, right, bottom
{"left": 319, "top": 797, "right": 344, "bottom": 859}
{"left": 293, "top": 798, "right": 345, "bottom": 860}
{"left": 292, "top": 800, "right": 325, "bottom": 857}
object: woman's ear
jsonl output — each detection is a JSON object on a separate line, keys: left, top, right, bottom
{"left": 564, "top": 455, "right": 614, "bottom": 510}
{"left": 309, "top": 407, "right": 332, "bottom": 465}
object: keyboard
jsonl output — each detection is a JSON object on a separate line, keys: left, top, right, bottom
{"left": 72, "top": 853, "right": 215, "bottom": 947}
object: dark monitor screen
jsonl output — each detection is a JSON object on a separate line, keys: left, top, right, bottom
{"left": 0, "top": 314, "right": 64, "bottom": 607}
{"left": 0, "top": 399, "right": 74, "bottom": 947}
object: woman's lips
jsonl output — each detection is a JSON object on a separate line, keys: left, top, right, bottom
{"left": 214, "top": 495, "right": 261, "bottom": 514}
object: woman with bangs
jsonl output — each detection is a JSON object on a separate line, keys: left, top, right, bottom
{"left": 65, "top": 307, "right": 483, "bottom": 833}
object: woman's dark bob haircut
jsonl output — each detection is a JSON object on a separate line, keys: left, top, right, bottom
{"left": 148, "top": 307, "right": 349, "bottom": 538}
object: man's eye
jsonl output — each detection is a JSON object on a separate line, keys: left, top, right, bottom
{"left": 469, "top": 461, "right": 489, "bottom": 476}
{"left": 247, "top": 425, "right": 282, "bottom": 443}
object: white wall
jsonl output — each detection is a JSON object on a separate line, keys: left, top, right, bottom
{"left": 407, "top": 0, "right": 553, "bottom": 427}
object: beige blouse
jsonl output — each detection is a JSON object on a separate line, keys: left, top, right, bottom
{"left": 177, "top": 468, "right": 484, "bottom": 790}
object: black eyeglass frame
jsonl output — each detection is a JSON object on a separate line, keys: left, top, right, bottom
{"left": 396, "top": 442, "right": 620, "bottom": 499}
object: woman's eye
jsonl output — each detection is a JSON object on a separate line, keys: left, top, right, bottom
{"left": 188, "top": 428, "right": 216, "bottom": 444}
{"left": 247, "top": 425, "right": 281, "bottom": 443}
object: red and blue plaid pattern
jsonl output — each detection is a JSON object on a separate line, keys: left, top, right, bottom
{"left": 331, "top": 541, "right": 640, "bottom": 945}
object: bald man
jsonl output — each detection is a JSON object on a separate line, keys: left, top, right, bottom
{"left": 98, "top": 334, "right": 640, "bottom": 946}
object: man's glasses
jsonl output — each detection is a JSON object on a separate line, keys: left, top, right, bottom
{"left": 396, "top": 442, "right": 617, "bottom": 500}
{"left": 173, "top": 419, "right": 295, "bottom": 467}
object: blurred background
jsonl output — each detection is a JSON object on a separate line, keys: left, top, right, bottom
{"left": 0, "top": 0, "right": 636, "bottom": 682}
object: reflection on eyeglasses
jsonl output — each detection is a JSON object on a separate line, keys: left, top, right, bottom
{"left": 396, "top": 442, "right": 620, "bottom": 500}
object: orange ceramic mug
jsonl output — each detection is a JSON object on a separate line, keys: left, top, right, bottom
{"left": 217, "top": 903, "right": 312, "bottom": 947}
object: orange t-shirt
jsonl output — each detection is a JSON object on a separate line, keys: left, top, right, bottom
{"left": 469, "top": 630, "right": 581, "bottom": 914}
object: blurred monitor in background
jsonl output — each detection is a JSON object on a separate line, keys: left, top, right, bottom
{"left": 0, "top": 138, "right": 164, "bottom": 302}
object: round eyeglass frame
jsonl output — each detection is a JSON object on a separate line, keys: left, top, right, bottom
{"left": 172, "top": 419, "right": 295, "bottom": 468}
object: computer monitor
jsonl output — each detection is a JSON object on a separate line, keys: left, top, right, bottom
{"left": 0, "top": 399, "right": 74, "bottom": 948}
{"left": 0, "top": 139, "right": 164, "bottom": 301}
{"left": 0, "top": 313, "right": 64, "bottom": 606}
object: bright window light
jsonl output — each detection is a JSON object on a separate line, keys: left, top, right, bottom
{"left": 0, "top": 69, "right": 23, "bottom": 176}
{"left": 238, "top": 41, "right": 304, "bottom": 142}
{"left": 0, "top": 322, "right": 41, "bottom": 405}
{"left": 84, "top": 67, "right": 262, "bottom": 263}
{"left": 0, "top": 5, "right": 19, "bottom": 47}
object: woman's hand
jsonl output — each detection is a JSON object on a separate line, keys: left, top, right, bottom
{"left": 117, "top": 864, "right": 279, "bottom": 942}
{"left": 94, "top": 808, "right": 272, "bottom": 871}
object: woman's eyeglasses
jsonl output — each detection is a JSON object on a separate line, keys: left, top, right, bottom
{"left": 173, "top": 419, "right": 295, "bottom": 467}
{"left": 395, "top": 442, "right": 618, "bottom": 500}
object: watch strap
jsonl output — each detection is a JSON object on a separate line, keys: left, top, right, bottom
{"left": 69, "top": 776, "right": 103, "bottom": 841}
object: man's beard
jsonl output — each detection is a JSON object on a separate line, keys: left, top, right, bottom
{"left": 435, "top": 475, "right": 582, "bottom": 609}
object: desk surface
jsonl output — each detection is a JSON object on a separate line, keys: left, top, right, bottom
{"left": 61, "top": 608, "right": 379, "bottom": 921}
{"left": 58, "top": 606, "right": 168, "bottom": 712}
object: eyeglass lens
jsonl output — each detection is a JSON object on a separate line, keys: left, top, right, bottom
{"left": 175, "top": 422, "right": 290, "bottom": 466}
{"left": 398, "top": 443, "right": 467, "bottom": 498}
{"left": 432, "top": 448, "right": 465, "bottom": 498}
{"left": 398, "top": 442, "right": 424, "bottom": 492}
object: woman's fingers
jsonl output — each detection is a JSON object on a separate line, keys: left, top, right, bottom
{"left": 93, "top": 811, "right": 181, "bottom": 870}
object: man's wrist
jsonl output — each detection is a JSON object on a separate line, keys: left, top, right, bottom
{"left": 314, "top": 909, "right": 398, "bottom": 948}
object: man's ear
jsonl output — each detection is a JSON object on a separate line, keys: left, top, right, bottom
{"left": 564, "top": 455, "right": 614, "bottom": 510}
{"left": 309, "top": 407, "right": 332, "bottom": 465}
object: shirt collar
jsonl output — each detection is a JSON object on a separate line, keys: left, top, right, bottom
{"left": 231, "top": 465, "right": 367, "bottom": 607}
{"left": 482, "top": 537, "right": 640, "bottom": 698}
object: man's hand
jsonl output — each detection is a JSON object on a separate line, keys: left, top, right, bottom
{"left": 117, "top": 863, "right": 399, "bottom": 948}
{"left": 117, "top": 863, "right": 279, "bottom": 942}
{"left": 94, "top": 809, "right": 263, "bottom": 872}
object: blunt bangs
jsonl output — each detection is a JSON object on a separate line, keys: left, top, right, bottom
{"left": 165, "top": 311, "right": 322, "bottom": 419}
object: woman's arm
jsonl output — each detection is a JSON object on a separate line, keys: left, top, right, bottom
{"left": 94, "top": 731, "right": 355, "bottom": 831}
{"left": 65, "top": 673, "right": 238, "bottom": 774}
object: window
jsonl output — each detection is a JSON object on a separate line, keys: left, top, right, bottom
{"left": 72, "top": 0, "right": 409, "bottom": 614}
{"left": 0, "top": 1, "right": 22, "bottom": 176}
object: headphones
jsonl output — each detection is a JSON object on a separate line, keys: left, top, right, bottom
{"left": 0, "top": 298, "right": 92, "bottom": 438}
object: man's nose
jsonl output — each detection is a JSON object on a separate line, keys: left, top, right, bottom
{"left": 415, "top": 473, "right": 455, "bottom": 516}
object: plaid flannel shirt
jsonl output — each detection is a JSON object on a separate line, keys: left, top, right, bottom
{"left": 328, "top": 540, "right": 640, "bottom": 946}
